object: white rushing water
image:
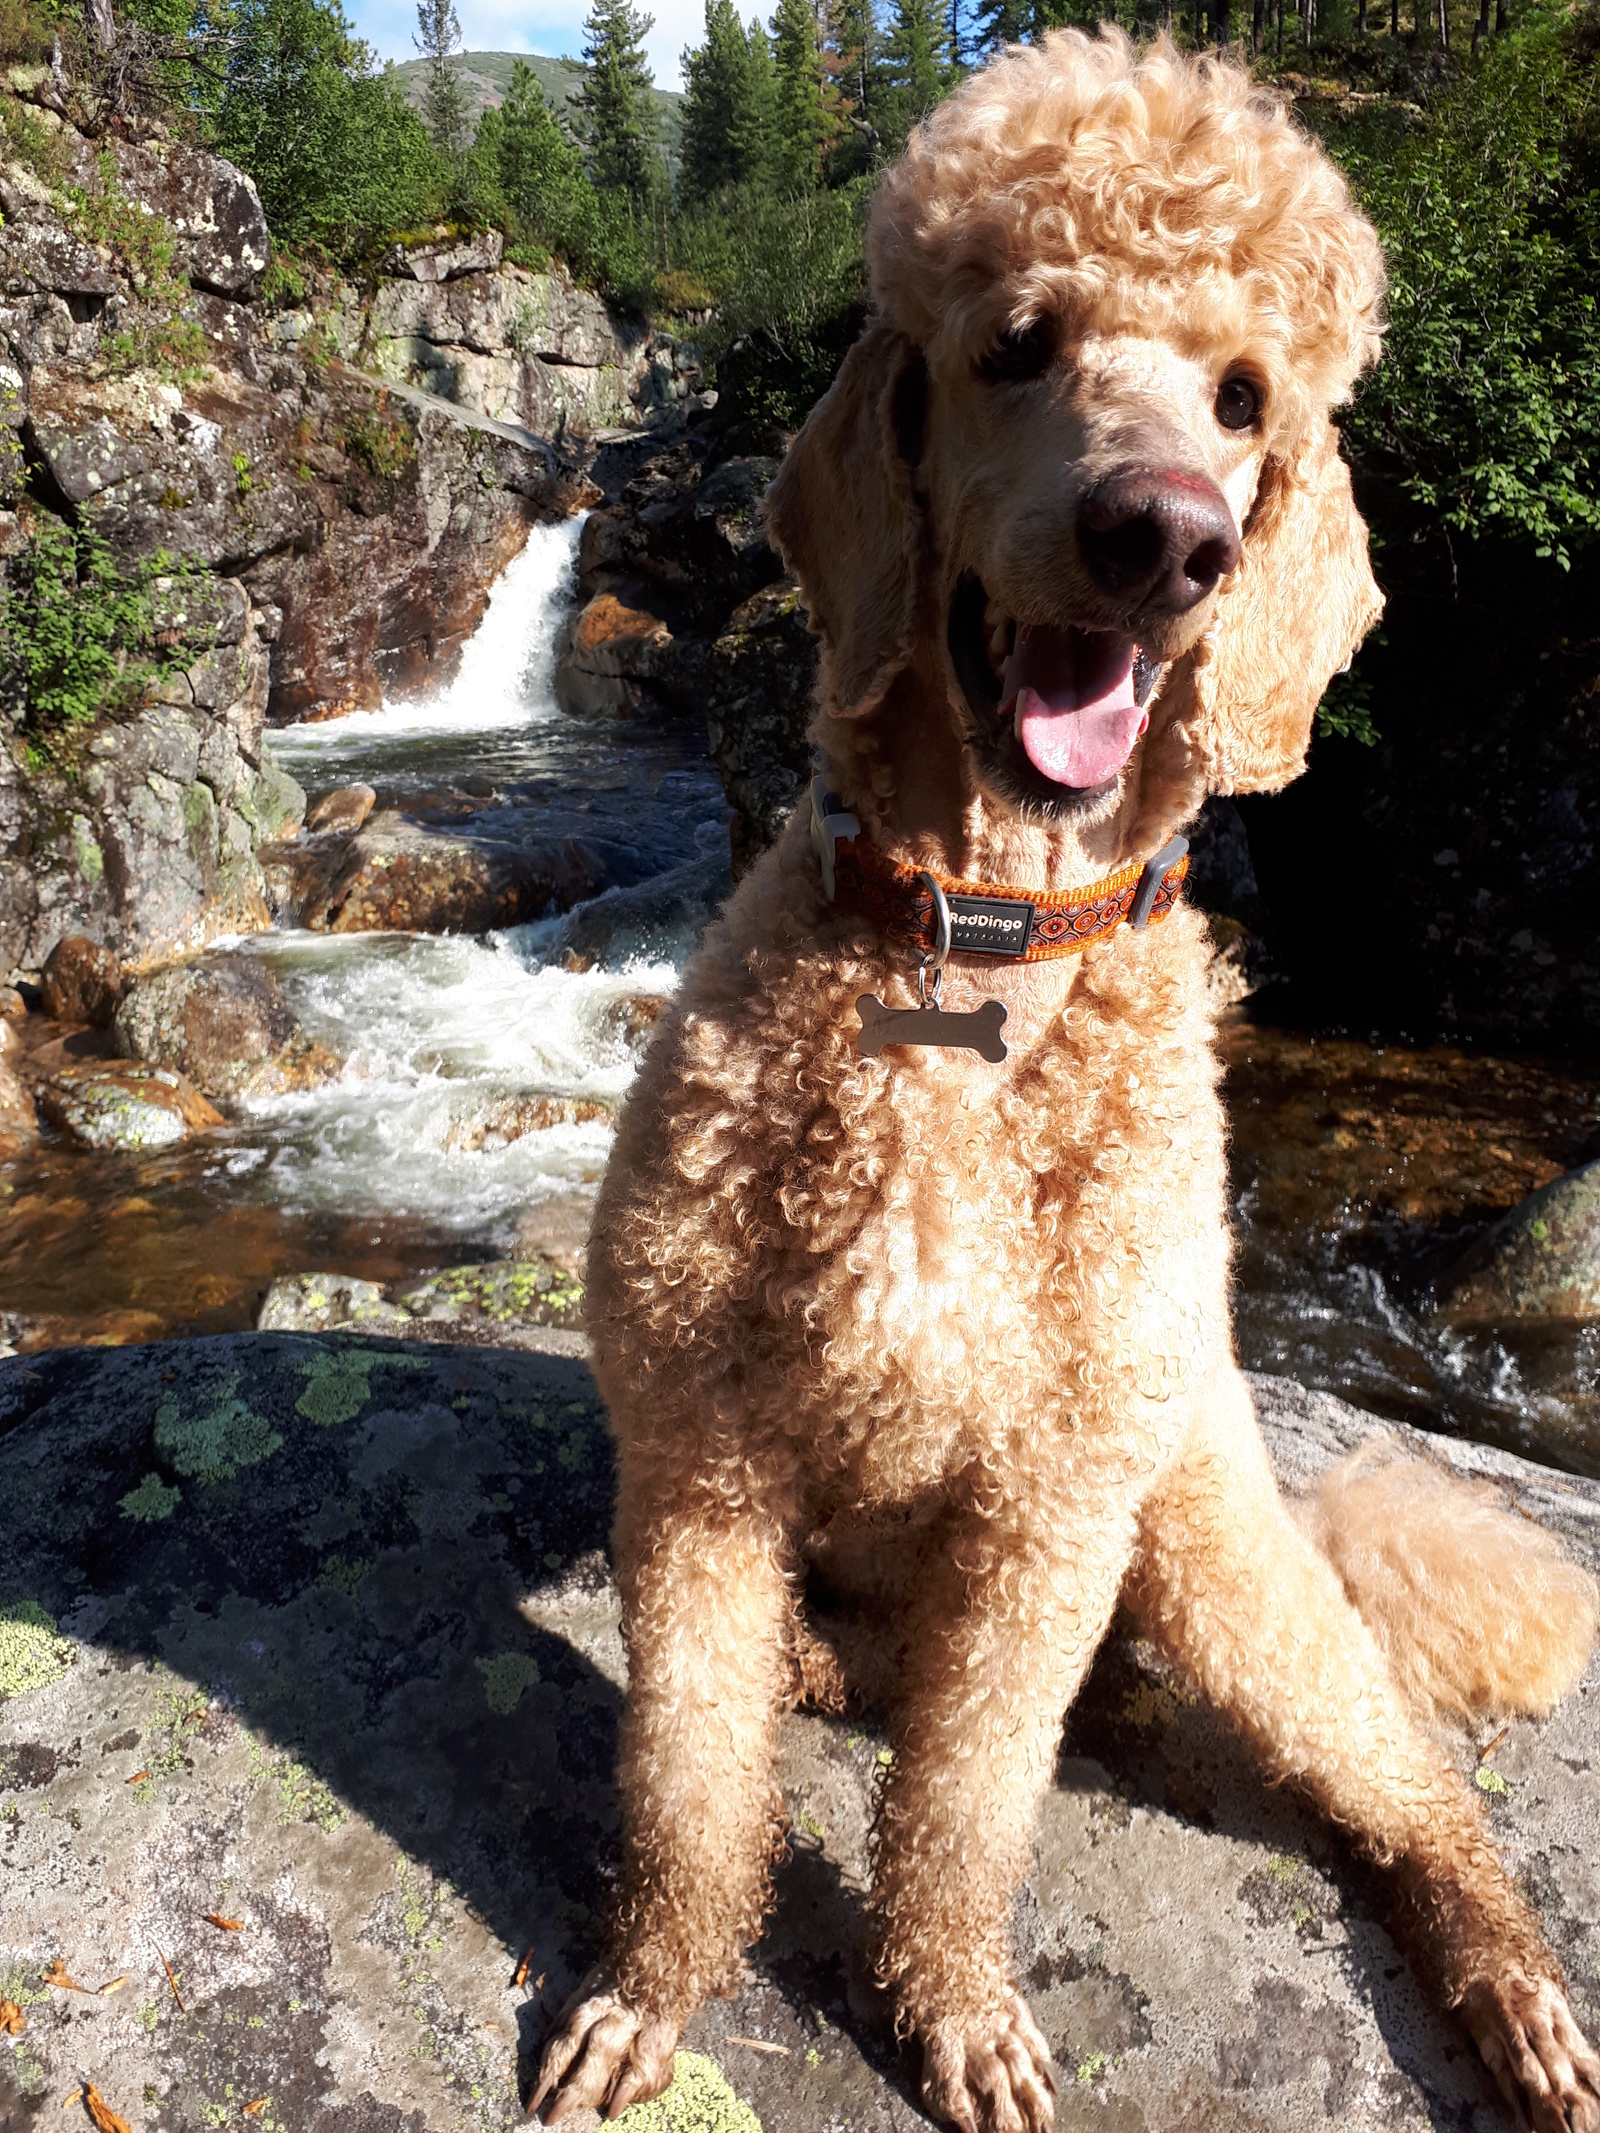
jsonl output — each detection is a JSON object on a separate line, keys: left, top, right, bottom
{"left": 269, "top": 516, "right": 584, "bottom": 774}
{"left": 211, "top": 516, "right": 727, "bottom": 1250}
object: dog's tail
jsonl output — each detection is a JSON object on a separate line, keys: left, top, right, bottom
{"left": 1297, "top": 1443, "right": 1598, "bottom": 1724}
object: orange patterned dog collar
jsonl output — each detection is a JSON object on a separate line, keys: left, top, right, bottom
{"left": 810, "top": 778, "right": 1189, "bottom": 965}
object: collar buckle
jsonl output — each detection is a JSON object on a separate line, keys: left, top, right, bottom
{"left": 1129, "top": 834, "right": 1189, "bottom": 929}
{"left": 810, "top": 775, "right": 860, "bottom": 901}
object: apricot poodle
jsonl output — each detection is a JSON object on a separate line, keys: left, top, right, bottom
{"left": 534, "top": 31, "right": 1600, "bottom": 2132}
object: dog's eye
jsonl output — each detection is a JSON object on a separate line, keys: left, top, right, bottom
{"left": 979, "top": 317, "right": 1056, "bottom": 384}
{"left": 1215, "top": 375, "right": 1263, "bottom": 431}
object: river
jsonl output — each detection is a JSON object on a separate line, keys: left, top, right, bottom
{"left": 1, "top": 522, "right": 1594, "bottom": 1477}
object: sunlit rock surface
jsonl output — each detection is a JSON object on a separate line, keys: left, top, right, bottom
{"left": 1, "top": 1350, "right": 1594, "bottom": 2130}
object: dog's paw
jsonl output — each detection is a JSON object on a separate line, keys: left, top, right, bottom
{"left": 919, "top": 1990, "right": 1057, "bottom": 2133}
{"left": 1461, "top": 1971, "right": 1600, "bottom": 2133}
{"left": 527, "top": 1972, "right": 680, "bottom": 2124}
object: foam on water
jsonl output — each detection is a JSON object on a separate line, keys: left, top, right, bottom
{"left": 230, "top": 930, "right": 676, "bottom": 1238}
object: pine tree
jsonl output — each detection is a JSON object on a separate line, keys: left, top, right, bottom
{"left": 881, "top": 0, "right": 951, "bottom": 138}
{"left": 970, "top": 0, "right": 1035, "bottom": 49}
{"left": 832, "top": 0, "right": 882, "bottom": 163}
{"left": 572, "top": 0, "right": 663, "bottom": 215}
{"left": 730, "top": 15, "right": 777, "bottom": 186}
{"left": 413, "top": 0, "right": 469, "bottom": 159}
{"left": 680, "top": 0, "right": 767, "bottom": 200}
{"left": 770, "top": 0, "right": 843, "bottom": 191}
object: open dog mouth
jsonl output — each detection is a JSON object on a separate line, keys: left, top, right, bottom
{"left": 947, "top": 575, "right": 1164, "bottom": 813}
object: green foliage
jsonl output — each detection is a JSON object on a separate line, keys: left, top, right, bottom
{"left": 679, "top": 0, "right": 774, "bottom": 201}
{"left": 1316, "top": 663, "right": 1380, "bottom": 745}
{"left": 342, "top": 397, "right": 417, "bottom": 478}
{"left": 414, "top": 0, "right": 470, "bottom": 159}
{"left": 879, "top": 0, "right": 954, "bottom": 146}
{"left": 572, "top": 0, "right": 666, "bottom": 213}
{"left": 770, "top": 0, "right": 845, "bottom": 190}
{"left": 0, "top": 517, "right": 203, "bottom": 735}
{"left": 463, "top": 56, "right": 655, "bottom": 306}
{"left": 212, "top": 0, "right": 444, "bottom": 256}
{"left": 1338, "top": 1, "right": 1600, "bottom": 566}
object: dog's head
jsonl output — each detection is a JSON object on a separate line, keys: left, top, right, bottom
{"left": 767, "top": 30, "right": 1385, "bottom": 856}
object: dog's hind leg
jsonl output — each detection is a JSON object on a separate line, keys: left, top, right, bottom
{"left": 530, "top": 1459, "right": 799, "bottom": 2124}
{"left": 872, "top": 1487, "right": 1140, "bottom": 2133}
{"left": 1127, "top": 1372, "right": 1600, "bottom": 2133}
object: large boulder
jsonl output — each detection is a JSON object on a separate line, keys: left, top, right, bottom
{"left": 338, "top": 250, "right": 647, "bottom": 438}
{"left": 553, "top": 591, "right": 675, "bottom": 719}
{"left": 703, "top": 577, "right": 816, "bottom": 876}
{"left": 1442, "top": 1159, "right": 1600, "bottom": 1323}
{"left": 0, "top": 1347, "right": 1595, "bottom": 2131}
{"left": 112, "top": 955, "right": 340, "bottom": 1099}
{"left": 266, "top": 812, "right": 617, "bottom": 934}
{"left": 40, "top": 934, "right": 124, "bottom": 1027}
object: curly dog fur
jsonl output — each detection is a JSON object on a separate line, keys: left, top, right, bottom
{"left": 534, "top": 31, "right": 1600, "bottom": 2132}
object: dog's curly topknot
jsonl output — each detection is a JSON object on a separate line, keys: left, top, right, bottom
{"left": 870, "top": 29, "right": 1384, "bottom": 430}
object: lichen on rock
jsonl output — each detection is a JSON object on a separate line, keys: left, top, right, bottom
{"left": 0, "top": 1599, "right": 72, "bottom": 1699}
{"left": 153, "top": 1370, "right": 282, "bottom": 1481}
{"left": 621, "top": 2052, "right": 762, "bottom": 2133}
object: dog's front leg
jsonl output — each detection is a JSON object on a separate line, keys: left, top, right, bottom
{"left": 530, "top": 1470, "right": 798, "bottom": 2123}
{"left": 875, "top": 1496, "right": 1138, "bottom": 2133}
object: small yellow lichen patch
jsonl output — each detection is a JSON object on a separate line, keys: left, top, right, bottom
{"left": 0, "top": 1601, "right": 73, "bottom": 1699}
{"left": 615, "top": 2052, "right": 761, "bottom": 2131}
{"left": 1120, "top": 1679, "right": 1192, "bottom": 1729}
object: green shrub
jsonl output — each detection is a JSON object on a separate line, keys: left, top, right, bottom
{"left": 0, "top": 517, "right": 203, "bottom": 736}
{"left": 1335, "top": 0, "right": 1600, "bottom": 566}
{"left": 341, "top": 399, "right": 416, "bottom": 479}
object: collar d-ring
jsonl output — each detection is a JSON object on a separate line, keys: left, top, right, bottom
{"left": 918, "top": 870, "right": 952, "bottom": 973}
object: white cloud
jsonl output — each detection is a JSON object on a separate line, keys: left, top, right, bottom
{"left": 347, "top": 0, "right": 714, "bottom": 89}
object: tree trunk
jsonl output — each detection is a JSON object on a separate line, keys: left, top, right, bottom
{"left": 1494, "top": 0, "right": 1506, "bottom": 30}
{"left": 1357, "top": 0, "right": 1366, "bottom": 30}
{"left": 1215, "top": 0, "right": 1228, "bottom": 47}
{"left": 1390, "top": 0, "right": 1399, "bottom": 34}
{"left": 1437, "top": 0, "right": 1448, "bottom": 47}
{"left": 84, "top": 0, "right": 115, "bottom": 51}
{"left": 1252, "top": 0, "right": 1264, "bottom": 49}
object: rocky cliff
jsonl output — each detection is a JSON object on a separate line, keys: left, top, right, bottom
{"left": 0, "top": 71, "right": 612, "bottom": 977}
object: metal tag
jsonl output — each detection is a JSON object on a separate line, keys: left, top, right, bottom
{"left": 855, "top": 994, "right": 1008, "bottom": 1062}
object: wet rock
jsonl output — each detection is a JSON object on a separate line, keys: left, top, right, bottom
{"left": 0, "top": 1344, "right": 1595, "bottom": 2130}
{"left": 256, "top": 1255, "right": 586, "bottom": 1351}
{"left": 1442, "top": 1159, "right": 1600, "bottom": 1324}
{"left": 553, "top": 592, "right": 674, "bottom": 719}
{"left": 305, "top": 783, "right": 376, "bottom": 834}
{"left": 441, "top": 1093, "right": 615, "bottom": 1151}
{"left": 274, "top": 813, "right": 616, "bottom": 935}
{"left": 113, "top": 956, "right": 341, "bottom": 1099}
{"left": 0, "top": 1047, "right": 36, "bottom": 1152}
{"left": 37, "top": 1060, "right": 223, "bottom": 1148}
{"left": 599, "top": 992, "right": 667, "bottom": 1056}
{"left": 255, "top": 1273, "right": 412, "bottom": 1334}
{"left": 703, "top": 577, "right": 816, "bottom": 877}
{"left": 40, "top": 934, "right": 124, "bottom": 1027}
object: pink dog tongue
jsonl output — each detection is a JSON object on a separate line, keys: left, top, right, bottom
{"left": 1001, "top": 625, "right": 1144, "bottom": 789}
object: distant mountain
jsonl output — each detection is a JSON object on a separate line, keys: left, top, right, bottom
{"left": 391, "top": 52, "right": 683, "bottom": 163}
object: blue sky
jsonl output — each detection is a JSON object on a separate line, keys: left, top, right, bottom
{"left": 347, "top": 0, "right": 709, "bottom": 89}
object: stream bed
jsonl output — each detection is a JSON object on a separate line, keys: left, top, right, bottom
{"left": 1, "top": 522, "right": 1595, "bottom": 1477}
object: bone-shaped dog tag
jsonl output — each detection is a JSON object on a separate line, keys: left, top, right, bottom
{"left": 855, "top": 994, "right": 1008, "bottom": 1062}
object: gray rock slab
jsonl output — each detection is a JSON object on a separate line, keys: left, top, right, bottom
{"left": 0, "top": 1347, "right": 1595, "bottom": 2132}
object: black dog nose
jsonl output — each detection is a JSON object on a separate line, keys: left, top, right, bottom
{"left": 1077, "top": 467, "right": 1242, "bottom": 614}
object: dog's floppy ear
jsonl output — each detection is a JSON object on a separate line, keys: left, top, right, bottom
{"left": 764, "top": 320, "right": 929, "bottom": 719}
{"left": 1168, "top": 415, "right": 1383, "bottom": 794}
